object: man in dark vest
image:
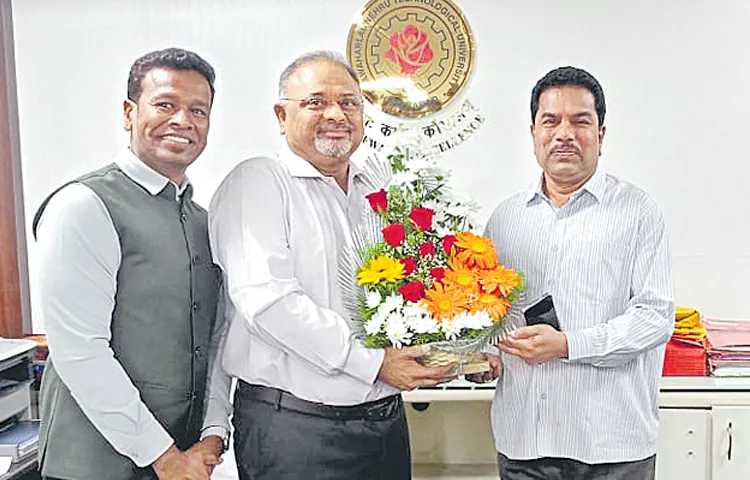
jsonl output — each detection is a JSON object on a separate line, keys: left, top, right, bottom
{"left": 34, "top": 48, "right": 226, "bottom": 480}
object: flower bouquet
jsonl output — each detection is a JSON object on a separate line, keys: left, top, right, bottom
{"left": 338, "top": 134, "right": 525, "bottom": 375}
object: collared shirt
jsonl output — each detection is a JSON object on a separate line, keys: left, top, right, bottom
{"left": 35, "top": 149, "right": 190, "bottom": 467}
{"left": 484, "top": 168, "right": 674, "bottom": 464}
{"left": 207, "top": 146, "right": 397, "bottom": 408}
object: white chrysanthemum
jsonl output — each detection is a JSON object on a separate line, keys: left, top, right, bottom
{"left": 441, "top": 317, "right": 464, "bottom": 341}
{"left": 365, "top": 290, "right": 382, "bottom": 309}
{"left": 444, "top": 203, "right": 473, "bottom": 218}
{"left": 402, "top": 301, "right": 428, "bottom": 317}
{"left": 455, "top": 311, "right": 494, "bottom": 331}
{"left": 422, "top": 199, "right": 443, "bottom": 212}
{"left": 434, "top": 223, "right": 455, "bottom": 238}
{"left": 384, "top": 314, "right": 413, "bottom": 348}
{"left": 379, "top": 293, "right": 404, "bottom": 314}
{"left": 389, "top": 171, "right": 419, "bottom": 188}
{"left": 369, "top": 305, "right": 391, "bottom": 328}
{"left": 364, "top": 316, "right": 385, "bottom": 336}
{"left": 406, "top": 314, "right": 441, "bottom": 335}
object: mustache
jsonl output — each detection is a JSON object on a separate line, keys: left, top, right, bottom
{"left": 316, "top": 121, "right": 353, "bottom": 134}
{"left": 550, "top": 144, "right": 580, "bottom": 154}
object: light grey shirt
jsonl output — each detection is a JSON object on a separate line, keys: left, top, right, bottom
{"left": 484, "top": 168, "right": 675, "bottom": 464}
{"left": 207, "top": 146, "right": 396, "bottom": 413}
{"left": 35, "top": 149, "right": 193, "bottom": 467}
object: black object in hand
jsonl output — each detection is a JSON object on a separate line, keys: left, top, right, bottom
{"left": 523, "top": 294, "right": 561, "bottom": 331}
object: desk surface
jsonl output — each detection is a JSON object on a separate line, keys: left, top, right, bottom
{"left": 403, "top": 376, "right": 750, "bottom": 403}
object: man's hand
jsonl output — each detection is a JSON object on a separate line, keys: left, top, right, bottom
{"left": 497, "top": 324, "right": 568, "bottom": 365}
{"left": 188, "top": 436, "right": 224, "bottom": 475}
{"left": 152, "top": 445, "right": 212, "bottom": 480}
{"left": 377, "top": 345, "right": 456, "bottom": 390}
{"left": 465, "top": 354, "right": 503, "bottom": 383}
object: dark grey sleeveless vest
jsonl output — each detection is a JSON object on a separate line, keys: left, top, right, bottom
{"left": 36, "top": 163, "right": 221, "bottom": 480}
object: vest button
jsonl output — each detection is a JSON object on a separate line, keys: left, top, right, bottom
{"left": 192, "top": 302, "right": 200, "bottom": 311}
{"left": 180, "top": 212, "right": 187, "bottom": 221}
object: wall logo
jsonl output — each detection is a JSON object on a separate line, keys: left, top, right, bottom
{"left": 347, "top": 0, "right": 475, "bottom": 119}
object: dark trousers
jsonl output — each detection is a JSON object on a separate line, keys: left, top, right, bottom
{"left": 498, "top": 452, "right": 656, "bottom": 480}
{"left": 233, "top": 383, "right": 411, "bottom": 480}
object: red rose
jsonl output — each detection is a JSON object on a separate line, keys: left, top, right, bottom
{"left": 410, "top": 207, "right": 434, "bottom": 231}
{"left": 366, "top": 189, "right": 388, "bottom": 213}
{"left": 419, "top": 242, "right": 435, "bottom": 258}
{"left": 401, "top": 257, "right": 417, "bottom": 276}
{"left": 384, "top": 25, "right": 434, "bottom": 76}
{"left": 430, "top": 267, "right": 445, "bottom": 283}
{"left": 382, "top": 224, "right": 405, "bottom": 247}
{"left": 442, "top": 234, "right": 457, "bottom": 255}
{"left": 398, "top": 280, "right": 425, "bottom": 303}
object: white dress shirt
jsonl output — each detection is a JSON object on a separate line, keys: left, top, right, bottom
{"left": 207, "top": 146, "right": 397, "bottom": 408}
{"left": 484, "top": 168, "right": 675, "bottom": 464}
{"left": 36, "top": 149, "right": 191, "bottom": 467}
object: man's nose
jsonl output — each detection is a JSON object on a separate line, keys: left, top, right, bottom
{"left": 554, "top": 120, "right": 574, "bottom": 140}
{"left": 323, "top": 101, "right": 347, "bottom": 121}
{"left": 170, "top": 107, "right": 194, "bottom": 128}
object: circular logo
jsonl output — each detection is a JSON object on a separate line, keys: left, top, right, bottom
{"left": 347, "top": 0, "right": 475, "bottom": 119}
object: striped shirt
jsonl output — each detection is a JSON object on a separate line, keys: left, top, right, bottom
{"left": 483, "top": 168, "right": 675, "bottom": 464}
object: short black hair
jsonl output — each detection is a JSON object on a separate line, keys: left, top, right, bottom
{"left": 530, "top": 66, "right": 605, "bottom": 126}
{"left": 127, "top": 47, "right": 216, "bottom": 104}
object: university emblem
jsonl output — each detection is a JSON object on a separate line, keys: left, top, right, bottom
{"left": 347, "top": 0, "right": 475, "bottom": 119}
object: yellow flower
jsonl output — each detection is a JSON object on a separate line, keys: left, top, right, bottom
{"left": 479, "top": 266, "right": 522, "bottom": 297}
{"left": 357, "top": 255, "right": 405, "bottom": 285}
{"left": 421, "top": 283, "right": 470, "bottom": 322}
{"left": 471, "top": 294, "right": 511, "bottom": 321}
{"left": 454, "top": 232, "right": 498, "bottom": 270}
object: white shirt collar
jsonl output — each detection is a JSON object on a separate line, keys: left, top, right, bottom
{"left": 277, "top": 143, "right": 367, "bottom": 183}
{"left": 524, "top": 167, "right": 606, "bottom": 205}
{"left": 114, "top": 148, "right": 189, "bottom": 201}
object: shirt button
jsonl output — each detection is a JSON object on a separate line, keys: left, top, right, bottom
{"left": 541, "top": 393, "right": 548, "bottom": 400}
{"left": 551, "top": 245, "right": 559, "bottom": 252}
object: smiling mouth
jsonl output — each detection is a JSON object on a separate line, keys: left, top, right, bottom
{"left": 162, "top": 134, "right": 192, "bottom": 144}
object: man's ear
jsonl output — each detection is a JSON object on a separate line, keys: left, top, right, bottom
{"left": 273, "top": 103, "right": 286, "bottom": 135}
{"left": 123, "top": 99, "right": 135, "bottom": 131}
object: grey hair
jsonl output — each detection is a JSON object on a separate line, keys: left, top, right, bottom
{"left": 278, "top": 50, "right": 359, "bottom": 99}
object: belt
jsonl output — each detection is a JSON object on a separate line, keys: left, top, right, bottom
{"left": 237, "top": 382, "right": 402, "bottom": 422}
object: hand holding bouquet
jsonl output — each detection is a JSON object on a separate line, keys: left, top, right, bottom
{"left": 339, "top": 134, "right": 524, "bottom": 375}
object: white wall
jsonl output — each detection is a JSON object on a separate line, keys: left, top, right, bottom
{"left": 12, "top": 0, "right": 750, "bottom": 331}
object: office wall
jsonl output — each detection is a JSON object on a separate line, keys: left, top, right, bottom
{"left": 12, "top": 0, "right": 750, "bottom": 330}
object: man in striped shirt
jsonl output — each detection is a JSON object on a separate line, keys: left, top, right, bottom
{"left": 483, "top": 66, "right": 675, "bottom": 479}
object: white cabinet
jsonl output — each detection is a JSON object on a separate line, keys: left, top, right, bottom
{"left": 404, "top": 377, "right": 750, "bottom": 480}
{"left": 656, "top": 408, "right": 711, "bottom": 480}
{"left": 711, "top": 407, "right": 750, "bottom": 479}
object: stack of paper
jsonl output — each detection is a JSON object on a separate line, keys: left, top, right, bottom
{"left": 663, "top": 308, "right": 708, "bottom": 376}
{"left": 704, "top": 317, "right": 750, "bottom": 376}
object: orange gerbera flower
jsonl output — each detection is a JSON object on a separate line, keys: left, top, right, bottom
{"left": 442, "top": 258, "right": 480, "bottom": 294}
{"left": 421, "top": 283, "right": 470, "bottom": 322}
{"left": 472, "top": 294, "right": 511, "bottom": 321}
{"left": 479, "top": 266, "right": 522, "bottom": 297}
{"left": 454, "top": 232, "right": 498, "bottom": 270}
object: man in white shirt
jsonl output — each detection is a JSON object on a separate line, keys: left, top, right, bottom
{"left": 483, "top": 66, "right": 674, "bottom": 479}
{"left": 208, "top": 50, "right": 454, "bottom": 479}
{"left": 35, "top": 48, "right": 225, "bottom": 480}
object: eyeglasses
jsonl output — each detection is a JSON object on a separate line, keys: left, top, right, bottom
{"left": 281, "top": 95, "right": 364, "bottom": 114}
